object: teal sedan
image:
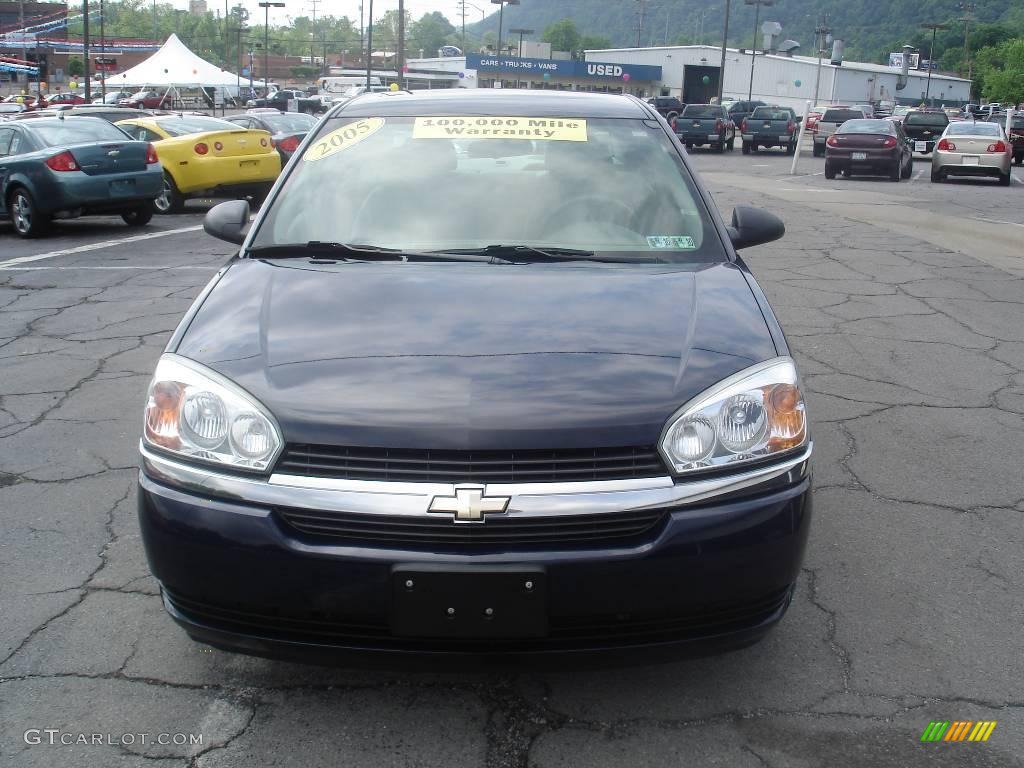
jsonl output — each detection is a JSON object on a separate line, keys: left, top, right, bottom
{"left": 0, "top": 116, "right": 164, "bottom": 237}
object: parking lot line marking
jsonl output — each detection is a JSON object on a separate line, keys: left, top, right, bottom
{"left": 0, "top": 224, "right": 204, "bottom": 269}
{"left": 913, "top": 170, "right": 924, "bottom": 182}
{"left": 971, "top": 216, "right": 1024, "bottom": 229}
{"left": 0, "top": 264, "right": 217, "bottom": 270}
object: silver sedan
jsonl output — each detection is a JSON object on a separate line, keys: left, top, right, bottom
{"left": 931, "top": 120, "right": 1013, "bottom": 185}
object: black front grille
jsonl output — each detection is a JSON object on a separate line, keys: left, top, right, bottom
{"left": 275, "top": 507, "right": 667, "bottom": 548}
{"left": 163, "top": 586, "right": 792, "bottom": 652}
{"left": 275, "top": 444, "right": 667, "bottom": 483}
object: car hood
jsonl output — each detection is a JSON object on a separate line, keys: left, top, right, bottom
{"left": 174, "top": 259, "right": 778, "bottom": 450}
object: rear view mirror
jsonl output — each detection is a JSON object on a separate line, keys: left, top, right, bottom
{"left": 203, "top": 200, "right": 250, "bottom": 245}
{"left": 728, "top": 206, "right": 785, "bottom": 250}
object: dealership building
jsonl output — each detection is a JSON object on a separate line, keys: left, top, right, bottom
{"left": 405, "top": 53, "right": 662, "bottom": 97}
{"left": 406, "top": 44, "right": 970, "bottom": 111}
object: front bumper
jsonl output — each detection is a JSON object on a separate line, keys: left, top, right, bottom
{"left": 138, "top": 445, "right": 812, "bottom": 662}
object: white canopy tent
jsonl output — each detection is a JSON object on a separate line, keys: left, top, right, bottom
{"left": 110, "top": 33, "right": 239, "bottom": 101}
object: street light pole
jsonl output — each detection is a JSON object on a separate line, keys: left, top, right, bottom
{"left": 491, "top": 0, "right": 519, "bottom": 58}
{"left": 717, "top": 0, "right": 731, "bottom": 101}
{"left": 258, "top": 1, "right": 285, "bottom": 95}
{"left": 83, "top": 0, "right": 91, "bottom": 100}
{"left": 100, "top": 0, "right": 105, "bottom": 99}
{"left": 509, "top": 27, "right": 532, "bottom": 58}
{"left": 745, "top": 0, "right": 773, "bottom": 102}
{"left": 812, "top": 16, "right": 831, "bottom": 106}
{"left": 920, "top": 22, "right": 949, "bottom": 105}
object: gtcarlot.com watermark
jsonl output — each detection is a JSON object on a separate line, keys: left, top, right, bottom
{"left": 24, "top": 729, "right": 203, "bottom": 747}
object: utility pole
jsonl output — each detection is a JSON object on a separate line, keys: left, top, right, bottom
{"left": 745, "top": 0, "right": 773, "bottom": 101}
{"left": 397, "top": 0, "right": 404, "bottom": 88}
{"left": 18, "top": 0, "right": 28, "bottom": 92}
{"left": 365, "top": 0, "right": 373, "bottom": 88}
{"left": 152, "top": 0, "right": 157, "bottom": 45}
{"left": 634, "top": 0, "right": 647, "bottom": 47}
{"left": 920, "top": 22, "right": 949, "bottom": 105}
{"left": 309, "top": 0, "right": 320, "bottom": 70}
{"left": 718, "top": 0, "right": 732, "bottom": 101}
{"left": 259, "top": 1, "right": 285, "bottom": 94}
{"left": 224, "top": 0, "right": 229, "bottom": 68}
{"left": 957, "top": 1, "right": 975, "bottom": 82}
{"left": 100, "top": 0, "right": 105, "bottom": 99}
{"left": 812, "top": 15, "right": 831, "bottom": 106}
{"left": 83, "top": 0, "right": 91, "bottom": 99}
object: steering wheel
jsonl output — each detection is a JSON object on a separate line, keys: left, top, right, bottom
{"left": 543, "top": 196, "right": 637, "bottom": 232}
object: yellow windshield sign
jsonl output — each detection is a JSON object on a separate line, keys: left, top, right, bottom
{"left": 304, "top": 118, "right": 386, "bottom": 162}
{"left": 413, "top": 116, "right": 587, "bottom": 142}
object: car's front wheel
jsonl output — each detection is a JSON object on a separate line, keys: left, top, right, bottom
{"left": 153, "top": 173, "right": 185, "bottom": 215}
{"left": 8, "top": 187, "right": 48, "bottom": 238}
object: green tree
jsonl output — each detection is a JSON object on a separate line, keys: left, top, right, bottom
{"left": 409, "top": 11, "right": 456, "bottom": 57}
{"left": 976, "top": 37, "right": 1024, "bottom": 104}
{"left": 579, "top": 34, "right": 612, "bottom": 52}
{"left": 67, "top": 55, "right": 84, "bottom": 77}
{"left": 541, "top": 18, "right": 581, "bottom": 55}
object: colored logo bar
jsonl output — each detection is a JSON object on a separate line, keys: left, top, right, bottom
{"left": 921, "top": 721, "right": 997, "bottom": 742}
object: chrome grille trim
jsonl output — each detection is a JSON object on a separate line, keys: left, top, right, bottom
{"left": 140, "top": 443, "right": 811, "bottom": 520}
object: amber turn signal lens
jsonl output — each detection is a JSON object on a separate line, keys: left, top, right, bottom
{"left": 766, "top": 383, "right": 806, "bottom": 451}
{"left": 145, "top": 381, "right": 183, "bottom": 449}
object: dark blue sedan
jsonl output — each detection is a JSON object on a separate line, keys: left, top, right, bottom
{"left": 0, "top": 116, "right": 163, "bottom": 237}
{"left": 138, "top": 90, "right": 812, "bottom": 663}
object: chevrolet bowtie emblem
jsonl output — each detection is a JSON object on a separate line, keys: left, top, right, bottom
{"left": 428, "top": 486, "right": 510, "bottom": 523}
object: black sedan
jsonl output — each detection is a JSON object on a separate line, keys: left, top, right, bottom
{"left": 225, "top": 110, "right": 318, "bottom": 162}
{"left": 825, "top": 119, "right": 913, "bottom": 181}
{"left": 138, "top": 90, "right": 812, "bottom": 662}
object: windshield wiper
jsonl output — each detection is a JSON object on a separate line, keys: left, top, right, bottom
{"left": 432, "top": 244, "right": 635, "bottom": 263}
{"left": 246, "top": 242, "right": 494, "bottom": 262}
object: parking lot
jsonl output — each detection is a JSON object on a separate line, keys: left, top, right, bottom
{"left": 1, "top": 147, "right": 1022, "bottom": 767}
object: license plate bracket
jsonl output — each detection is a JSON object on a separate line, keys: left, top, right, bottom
{"left": 915, "top": 141, "right": 927, "bottom": 152}
{"left": 391, "top": 565, "right": 547, "bottom": 639}
{"left": 108, "top": 179, "right": 136, "bottom": 196}
{"left": 851, "top": 151, "right": 867, "bottom": 161}
{"left": 962, "top": 156, "right": 980, "bottom": 165}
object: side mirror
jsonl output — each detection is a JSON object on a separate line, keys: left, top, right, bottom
{"left": 728, "top": 206, "right": 785, "bottom": 250}
{"left": 203, "top": 199, "right": 250, "bottom": 245}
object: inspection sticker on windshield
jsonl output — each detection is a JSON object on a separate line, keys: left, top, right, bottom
{"left": 647, "top": 235, "right": 696, "bottom": 249}
{"left": 413, "top": 117, "right": 587, "bottom": 141}
{"left": 303, "top": 118, "right": 386, "bottom": 162}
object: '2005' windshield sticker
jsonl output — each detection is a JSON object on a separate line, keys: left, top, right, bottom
{"left": 303, "top": 118, "right": 386, "bottom": 162}
{"left": 647, "top": 235, "right": 696, "bottom": 250}
{"left": 413, "top": 116, "right": 587, "bottom": 142}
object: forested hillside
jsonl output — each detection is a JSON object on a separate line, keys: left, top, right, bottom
{"left": 473, "top": 0, "right": 1024, "bottom": 69}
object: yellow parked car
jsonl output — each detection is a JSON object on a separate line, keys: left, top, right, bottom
{"left": 115, "top": 114, "right": 281, "bottom": 214}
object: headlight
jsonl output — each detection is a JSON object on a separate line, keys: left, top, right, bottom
{"left": 659, "top": 357, "right": 808, "bottom": 475}
{"left": 142, "top": 355, "right": 283, "bottom": 472}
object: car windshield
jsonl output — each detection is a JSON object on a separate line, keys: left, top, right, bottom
{"left": 838, "top": 119, "right": 894, "bottom": 134}
{"left": 260, "top": 112, "right": 317, "bottom": 133}
{"left": 751, "top": 108, "right": 791, "bottom": 120}
{"left": 822, "top": 109, "right": 864, "bottom": 123}
{"left": 252, "top": 115, "right": 722, "bottom": 262}
{"left": 946, "top": 122, "right": 1000, "bottom": 136}
{"left": 155, "top": 116, "right": 240, "bottom": 136}
{"left": 682, "top": 105, "right": 721, "bottom": 117}
{"left": 25, "top": 117, "right": 131, "bottom": 145}
{"left": 904, "top": 112, "right": 948, "bottom": 126}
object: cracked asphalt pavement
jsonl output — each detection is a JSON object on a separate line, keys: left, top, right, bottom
{"left": 1, "top": 152, "right": 1022, "bottom": 767}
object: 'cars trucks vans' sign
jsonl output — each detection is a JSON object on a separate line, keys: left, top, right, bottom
{"left": 466, "top": 55, "right": 661, "bottom": 83}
